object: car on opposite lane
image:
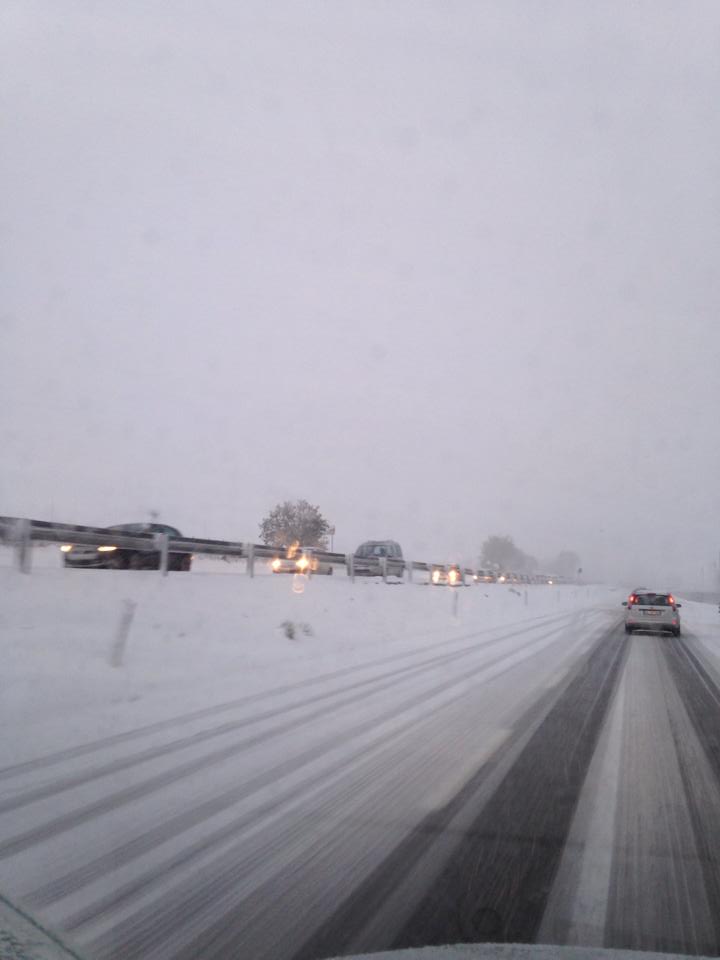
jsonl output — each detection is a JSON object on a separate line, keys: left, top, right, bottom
{"left": 271, "top": 546, "right": 334, "bottom": 576}
{"left": 61, "top": 523, "right": 192, "bottom": 571}
{"left": 622, "top": 591, "right": 682, "bottom": 636}
{"left": 497, "top": 572, "right": 520, "bottom": 584}
{"left": 431, "top": 564, "right": 464, "bottom": 586}
{"left": 352, "top": 540, "right": 405, "bottom": 578}
{"left": 473, "top": 569, "right": 497, "bottom": 583}
{"left": 270, "top": 554, "right": 299, "bottom": 574}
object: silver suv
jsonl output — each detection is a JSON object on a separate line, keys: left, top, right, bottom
{"left": 622, "top": 591, "right": 682, "bottom": 636}
{"left": 353, "top": 540, "right": 404, "bottom": 577}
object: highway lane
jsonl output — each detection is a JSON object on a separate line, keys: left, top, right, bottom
{"left": 3, "top": 606, "right": 720, "bottom": 959}
{"left": 295, "top": 624, "right": 720, "bottom": 960}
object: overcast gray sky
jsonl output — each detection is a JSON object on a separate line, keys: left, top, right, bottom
{"left": 2, "top": 1, "right": 719, "bottom": 584}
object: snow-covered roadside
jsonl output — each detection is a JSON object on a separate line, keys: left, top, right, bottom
{"left": 676, "top": 595, "right": 720, "bottom": 669}
{"left": 677, "top": 596, "right": 720, "bottom": 628}
{"left": 0, "top": 566, "right": 620, "bottom": 763}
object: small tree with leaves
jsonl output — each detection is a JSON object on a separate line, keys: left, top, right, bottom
{"left": 259, "top": 499, "right": 331, "bottom": 549}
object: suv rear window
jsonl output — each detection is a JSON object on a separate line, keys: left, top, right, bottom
{"left": 634, "top": 594, "right": 671, "bottom": 606}
{"left": 355, "top": 541, "right": 402, "bottom": 559}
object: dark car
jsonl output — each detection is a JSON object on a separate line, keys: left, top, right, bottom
{"left": 61, "top": 523, "right": 192, "bottom": 571}
{"left": 352, "top": 540, "right": 404, "bottom": 577}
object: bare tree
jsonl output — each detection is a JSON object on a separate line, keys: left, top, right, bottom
{"left": 259, "top": 499, "right": 331, "bottom": 549}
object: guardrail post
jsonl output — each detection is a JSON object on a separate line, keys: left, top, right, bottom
{"left": 380, "top": 557, "right": 388, "bottom": 582}
{"left": 246, "top": 543, "right": 255, "bottom": 578}
{"left": 155, "top": 533, "right": 169, "bottom": 576}
{"left": 14, "top": 518, "right": 32, "bottom": 574}
{"left": 347, "top": 553, "right": 355, "bottom": 582}
{"left": 406, "top": 561, "right": 413, "bottom": 584}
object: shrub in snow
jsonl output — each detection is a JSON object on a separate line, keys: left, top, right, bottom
{"left": 280, "top": 620, "right": 313, "bottom": 640}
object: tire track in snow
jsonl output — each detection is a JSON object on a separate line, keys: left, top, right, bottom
{"left": 0, "top": 617, "right": 579, "bottom": 862}
{"left": 0, "top": 613, "right": 578, "bottom": 816}
{"left": 83, "top": 617, "right": 600, "bottom": 960}
{"left": 288, "top": 623, "right": 627, "bottom": 960}
{"left": 0, "top": 616, "right": 576, "bottom": 815}
{"left": 0, "top": 610, "right": 574, "bottom": 784}
{"left": 29, "top": 617, "right": 582, "bottom": 914}
{"left": 655, "top": 634, "right": 720, "bottom": 951}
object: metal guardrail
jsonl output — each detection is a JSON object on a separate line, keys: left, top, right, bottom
{"left": 0, "top": 516, "right": 406, "bottom": 580}
{"left": 0, "top": 515, "right": 566, "bottom": 585}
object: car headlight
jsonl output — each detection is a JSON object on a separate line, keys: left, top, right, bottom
{"left": 60, "top": 544, "right": 73, "bottom": 553}
{"left": 297, "top": 556, "right": 309, "bottom": 571}
{"left": 271, "top": 558, "right": 281, "bottom": 571}
{"left": 449, "top": 569, "right": 458, "bottom": 583}
{"left": 432, "top": 570, "right": 440, "bottom": 583}
{"left": 97, "top": 545, "right": 117, "bottom": 553}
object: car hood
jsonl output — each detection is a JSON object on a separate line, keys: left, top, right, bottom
{"left": 2, "top": 903, "right": 713, "bottom": 960}
{"left": 323, "top": 945, "right": 714, "bottom": 960}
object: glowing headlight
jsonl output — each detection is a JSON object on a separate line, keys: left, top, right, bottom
{"left": 97, "top": 545, "right": 117, "bottom": 553}
{"left": 296, "top": 556, "right": 309, "bottom": 571}
{"left": 60, "top": 544, "right": 73, "bottom": 553}
{"left": 432, "top": 570, "right": 441, "bottom": 583}
{"left": 271, "top": 558, "right": 282, "bottom": 571}
{"left": 449, "top": 569, "right": 459, "bottom": 584}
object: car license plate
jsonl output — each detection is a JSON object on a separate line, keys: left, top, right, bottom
{"left": 643, "top": 610, "right": 661, "bottom": 616}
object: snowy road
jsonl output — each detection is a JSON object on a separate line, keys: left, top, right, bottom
{"left": 3, "top": 597, "right": 720, "bottom": 959}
